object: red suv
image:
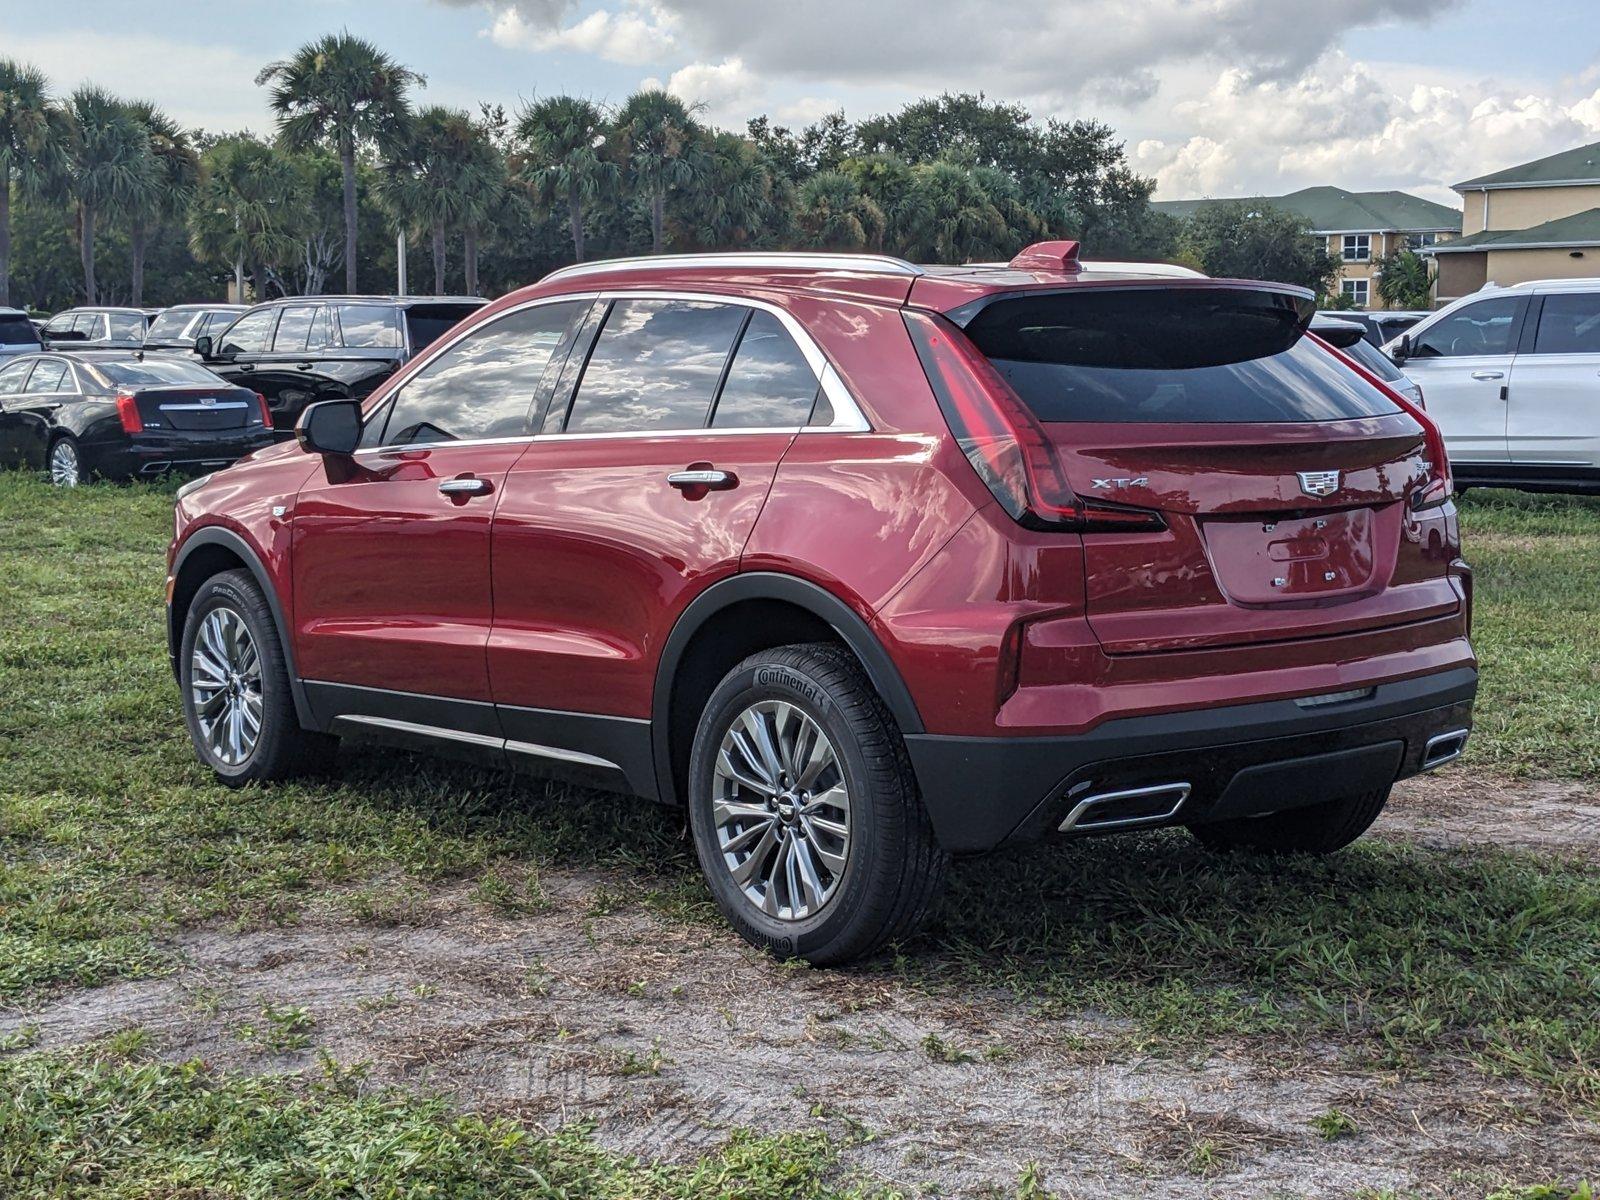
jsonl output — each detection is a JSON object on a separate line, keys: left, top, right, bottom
{"left": 167, "top": 243, "right": 1476, "bottom": 964}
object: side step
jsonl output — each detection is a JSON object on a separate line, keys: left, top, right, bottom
{"left": 1059, "top": 782, "right": 1191, "bottom": 833}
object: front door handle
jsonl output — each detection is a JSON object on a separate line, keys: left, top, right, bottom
{"left": 1470, "top": 370, "right": 1505, "bottom": 380}
{"left": 438, "top": 476, "right": 493, "bottom": 497}
{"left": 296, "top": 362, "right": 315, "bottom": 370}
{"left": 667, "top": 468, "right": 737, "bottom": 491}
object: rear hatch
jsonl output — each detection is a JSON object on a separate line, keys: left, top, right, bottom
{"left": 947, "top": 284, "right": 1453, "bottom": 654}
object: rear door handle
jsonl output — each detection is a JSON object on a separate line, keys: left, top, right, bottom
{"left": 438, "top": 477, "right": 493, "bottom": 497}
{"left": 296, "top": 362, "right": 315, "bottom": 370}
{"left": 1470, "top": 370, "right": 1505, "bottom": 380}
{"left": 667, "top": 468, "right": 737, "bottom": 491}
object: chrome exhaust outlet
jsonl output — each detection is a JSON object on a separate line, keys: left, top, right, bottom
{"left": 1420, "top": 728, "right": 1469, "bottom": 771}
{"left": 1059, "top": 782, "right": 1192, "bottom": 833}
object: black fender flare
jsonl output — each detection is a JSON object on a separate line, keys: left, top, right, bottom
{"left": 169, "top": 527, "right": 315, "bottom": 730}
{"left": 649, "top": 572, "right": 924, "bottom": 805}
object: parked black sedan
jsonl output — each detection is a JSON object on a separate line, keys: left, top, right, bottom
{"left": 0, "top": 352, "right": 277, "bottom": 486}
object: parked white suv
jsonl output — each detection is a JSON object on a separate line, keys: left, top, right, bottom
{"left": 1387, "top": 279, "right": 1600, "bottom": 493}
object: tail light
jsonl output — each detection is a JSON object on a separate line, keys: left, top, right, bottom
{"left": 254, "top": 391, "right": 271, "bottom": 426}
{"left": 903, "top": 310, "right": 1164, "bottom": 533}
{"left": 1313, "top": 334, "right": 1451, "bottom": 512}
{"left": 115, "top": 393, "right": 142, "bottom": 434}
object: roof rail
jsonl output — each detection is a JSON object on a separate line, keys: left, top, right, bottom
{"left": 542, "top": 251, "right": 925, "bottom": 284}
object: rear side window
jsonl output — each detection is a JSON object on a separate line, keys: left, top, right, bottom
{"left": 219, "top": 309, "right": 277, "bottom": 355}
{"left": 962, "top": 288, "right": 1400, "bottom": 424}
{"left": 24, "top": 359, "right": 69, "bottom": 393}
{"left": 1410, "top": 297, "right": 1521, "bottom": 358}
{"left": 404, "top": 304, "right": 483, "bottom": 354}
{"left": 376, "top": 301, "right": 584, "bottom": 446}
{"left": 109, "top": 313, "right": 145, "bottom": 341}
{"left": 0, "top": 315, "right": 40, "bottom": 347}
{"left": 564, "top": 299, "right": 746, "bottom": 433}
{"left": 711, "top": 310, "right": 819, "bottom": 428}
{"left": 272, "top": 306, "right": 318, "bottom": 353}
{"left": 143, "top": 310, "right": 195, "bottom": 341}
{"left": 337, "top": 305, "right": 403, "bottom": 349}
{"left": 1531, "top": 293, "right": 1600, "bottom": 354}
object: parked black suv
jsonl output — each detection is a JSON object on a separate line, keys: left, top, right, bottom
{"left": 143, "top": 304, "right": 247, "bottom": 354}
{"left": 197, "top": 295, "right": 486, "bottom": 429}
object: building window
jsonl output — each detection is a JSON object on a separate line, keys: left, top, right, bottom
{"left": 1342, "top": 278, "right": 1370, "bottom": 308}
{"left": 1342, "top": 234, "right": 1371, "bottom": 262}
{"left": 1406, "top": 231, "right": 1439, "bottom": 251}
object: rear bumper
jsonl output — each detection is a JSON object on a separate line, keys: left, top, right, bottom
{"left": 904, "top": 666, "right": 1477, "bottom": 853}
{"left": 91, "top": 431, "right": 277, "bottom": 479}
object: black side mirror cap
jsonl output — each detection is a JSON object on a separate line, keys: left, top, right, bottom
{"left": 193, "top": 334, "right": 213, "bottom": 359}
{"left": 296, "top": 398, "right": 363, "bottom": 456}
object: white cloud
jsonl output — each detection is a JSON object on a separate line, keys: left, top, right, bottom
{"left": 483, "top": 1, "right": 679, "bottom": 64}
{"left": 657, "top": 57, "right": 759, "bottom": 124}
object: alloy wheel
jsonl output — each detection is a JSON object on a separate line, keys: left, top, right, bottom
{"left": 49, "top": 441, "right": 80, "bottom": 487}
{"left": 712, "top": 700, "right": 851, "bottom": 920}
{"left": 189, "top": 606, "right": 263, "bottom": 766}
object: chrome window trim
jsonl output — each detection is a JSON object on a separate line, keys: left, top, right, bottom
{"left": 543, "top": 251, "right": 923, "bottom": 285}
{"left": 352, "top": 287, "right": 871, "bottom": 457}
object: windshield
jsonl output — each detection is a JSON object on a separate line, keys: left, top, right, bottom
{"left": 961, "top": 288, "right": 1401, "bottom": 424}
{"left": 85, "top": 359, "right": 226, "bottom": 387}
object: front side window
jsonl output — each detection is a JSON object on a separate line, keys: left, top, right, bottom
{"left": 337, "top": 305, "right": 403, "bottom": 349}
{"left": 24, "top": 359, "right": 68, "bottom": 393}
{"left": 1342, "top": 234, "right": 1371, "bottom": 262}
{"left": 1341, "top": 278, "right": 1369, "bottom": 308}
{"left": 564, "top": 299, "right": 746, "bottom": 434}
{"left": 1410, "top": 297, "right": 1521, "bottom": 359}
{"left": 218, "top": 308, "right": 278, "bottom": 355}
{"left": 0, "top": 359, "right": 34, "bottom": 394}
{"left": 272, "top": 306, "right": 318, "bottom": 353}
{"left": 711, "top": 310, "right": 819, "bottom": 428}
{"left": 43, "top": 314, "right": 74, "bottom": 335}
{"left": 74, "top": 313, "right": 107, "bottom": 339}
{"left": 1531, "top": 292, "right": 1600, "bottom": 355}
{"left": 376, "top": 301, "right": 584, "bottom": 446}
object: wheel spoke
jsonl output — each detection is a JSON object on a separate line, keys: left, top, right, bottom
{"left": 728, "top": 825, "right": 779, "bottom": 887}
{"left": 793, "top": 835, "right": 827, "bottom": 908}
{"left": 782, "top": 835, "right": 803, "bottom": 916}
{"left": 720, "top": 818, "right": 774, "bottom": 856}
{"left": 715, "top": 748, "right": 773, "bottom": 799}
{"left": 714, "top": 797, "right": 774, "bottom": 825}
{"left": 802, "top": 783, "right": 849, "bottom": 818}
{"left": 741, "top": 708, "right": 785, "bottom": 783}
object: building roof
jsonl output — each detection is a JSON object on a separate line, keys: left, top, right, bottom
{"left": 1150, "top": 185, "right": 1460, "bottom": 233}
{"left": 1455, "top": 141, "right": 1600, "bottom": 191}
{"left": 1428, "top": 206, "right": 1600, "bottom": 252}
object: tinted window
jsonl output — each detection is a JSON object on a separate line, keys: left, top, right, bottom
{"left": 565, "top": 299, "right": 745, "bottom": 434}
{"left": 962, "top": 288, "right": 1399, "bottom": 424}
{"left": 86, "top": 359, "right": 224, "bottom": 387}
{"left": 711, "top": 310, "right": 819, "bottom": 428}
{"left": 0, "top": 359, "right": 34, "bottom": 393}
{"left": 199, "top": 311, "right": 239, "bottom": 338}
{"left": 0, "top": 315, "right": 40, "bottom": 346}
{"left": 219, "top": 309, "right": 278, "bottom": 355}
{"left": 43, "top": 315, "right": 74, "bottom": 335}
{"left": 305, "top": 306, "right": 331, "bottom": 350}
{"left": 1411, "top": 297, "right": 1520, "bottom": 358}
{"left": 272, "top": 306, "right": 317, "bottom": 353}
{"left": 1340, "top": 337, "right": 1408, "bottom": 384}
{"left": 74, "top": 313, "right": 106, "bottom": 338}
{"left": 143, "top": 310, "right": 195, "bottom": 342}
{"left": 337, "top": 305, "right": 402, "bottom": 349}
{"left": 377, "top": 301, "right": 583, "bottom": 446}
{"left": 24, "top": 359, "right": 68, "bottom": 393}
{"left": 405, "top": 304, "right": 482, "bottom": 354}
{"left": 108, "top": 313, "right": 145, "bottom": 341}
{"left": 1532, "top": 293, "right": 1600, "bottom": 354}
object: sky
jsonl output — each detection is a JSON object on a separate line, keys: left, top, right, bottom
{"left": 7, "top": 0, "right": 1600, "bottom": 209}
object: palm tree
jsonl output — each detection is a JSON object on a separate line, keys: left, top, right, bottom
{"left": 674, "top": 131, "right": 776, "bottom": 250}
{"left": 515, "top": 95, "right": 616, "bottom": 263}
{"left": 613, "top": 89, "right": 698, "bottom": 254}
{"left": 123, "top": 102, "right": 199, "bottom": 305}
{"left": 1375, "top": 248, "right": 1436, "bottom": 310}
{"left": 794, "top": 171, "right": 885, "bottom": 251}
{"left": 380, "top": 106, "right": 503, "bottom": 294}
{"left": 905, "top": 162, "right": 1009, "bottom": 263}
{"left": 63, "top": 88, "right": 154, "bottom": 305}
{"left": 0, "top": 59, "right": 68, "bottom": 308}
{"left": 189, "top": 136, "right": 299, "bottom": 302}
{"left": 257, "top": 33, "right": 422, "bottom": 292}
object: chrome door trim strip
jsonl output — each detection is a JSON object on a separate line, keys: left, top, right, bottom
{"left": 504, "top": 739, "right": 621, "bottom": 771}
{"left": 334, "top": 713, "right": 504, "bottom": 749}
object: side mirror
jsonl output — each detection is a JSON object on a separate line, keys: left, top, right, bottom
{"left": 193, "top": 334, "right": 213, "bottom": 359}
{"left": 1392, "top": 333, "right": 1412, "bottom": 365}
{"left": 295, "top": 398, "right": 362, "bottom": 456}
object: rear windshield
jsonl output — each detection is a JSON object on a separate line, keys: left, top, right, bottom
{"left": 85, "top": 359, "right": 224, "bottom": 387}
{"left": 963, "top": 288, "right": 1401, "bottom": 423}
{"left": 0, "top": 316, "right": 39, "bottom": 346}
{"left": 404, "top": 304, "right": 483, "bottom": 353}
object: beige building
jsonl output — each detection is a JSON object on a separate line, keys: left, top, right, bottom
{"left": 1431, "top": 142, "right": 1600, "bottom": 302}
{"left": 1151, "top": 186, "right": 1460, "bottom": 310}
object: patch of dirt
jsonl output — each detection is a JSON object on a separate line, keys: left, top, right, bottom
{"left": 1381, "top": 773, "right": 1600, "bottom": 856}
{"left": 4, "top": 866, "right": 1595, "bottom": 1199}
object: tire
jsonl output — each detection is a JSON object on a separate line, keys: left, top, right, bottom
{"left": 48, "top": 436, "right": 84, "bottom": 487}
{"left": 686, "top": 643, "right": 948, "bottom": 966}
{"left": 179, "top": 568, "right": 336, "bottom": 786}
{"left": 1188, "top": 786, "right": 1392, "bottom": 856}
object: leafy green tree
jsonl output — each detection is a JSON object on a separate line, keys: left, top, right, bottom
{"left": 794, "top": 171, "right": 884, "bottom": 251}
{"left": 0, "top": 59, "right": 68, "bottom": 308}
{"left": 673, "top": 131, "right": 778, "bottom": 250}
{"left": 381, "top": 106, "right": 504, "bottom": 294}
{"left": 257, "top": 33, "right": 422, "bottom": 292}
{"left": 1178, "top": 201, "right": 1338, "bottom": 293}
{"left": 905, "top": 161, "right": 1010, "bottom": 262}
{"left": 515, "top": 95, "right": 616, "bottom": 264}
{"left": 189, "top": 136, "right": 300, "bottom": 300}
{"left": 1375, "top": 248, "right": 1435, "bottom": 309}
{"left": 613, "top": 89, "right": 699, "bottom": 254}
{"left": 123, "top": 102, "right": 198, "bottom": 305}
{"left": 62, "top": 87, "right": 154, "bottom": 304}
{"left": 838, "top": 153, "right": 927, "bottom": 253}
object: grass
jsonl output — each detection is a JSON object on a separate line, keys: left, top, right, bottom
{"left": 1, "top": 474, "right": 1598, "bottom": 1186}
